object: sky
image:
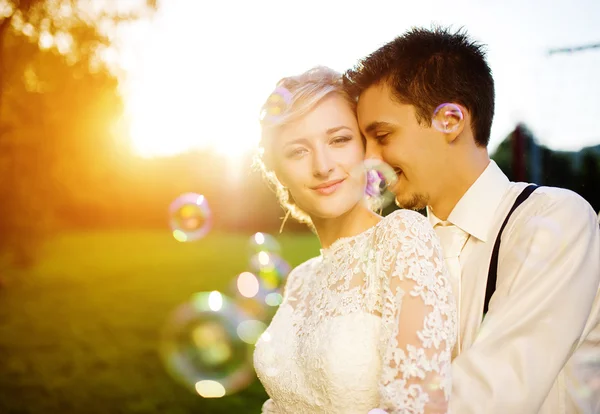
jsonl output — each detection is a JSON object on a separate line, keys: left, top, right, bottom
{"left": 114, "top": 0, "right": 600, "bottom": 158}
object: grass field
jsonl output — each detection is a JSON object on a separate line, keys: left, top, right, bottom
{"left": 0, "top": 230, "right": 320, "bottom": 414}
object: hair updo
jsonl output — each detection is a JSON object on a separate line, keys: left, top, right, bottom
{"left": 255, "top": 66, "right": 357, "bottom": 231}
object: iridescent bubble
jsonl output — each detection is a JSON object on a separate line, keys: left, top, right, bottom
{"left": 237, "top": 286, "right": 284, "bottom": 318}
{"left": 160, "top": 291, "right": 255, "bottom": 397}
{"left": 248, "top": 232, "right": 281, "bottom": 256}
{"left": 259, "top": 86, "right": 293, "bottom": 123}
{"left": 432, "top": 103, "right": 463, "bottom": 133}
{"left": 233, "top": 294, "right": 269, "bottom": 321}
{"left": 169, "top": 193, "right": 212, "bottom": 242}
{"left": 245, "top": 252, "right": 290, "bottom": 318}
{"left": 357, "top": 158, "right": 399, "bottom": 211}
{"left": 249, "top": 252, "right": 291, "bottom": 293}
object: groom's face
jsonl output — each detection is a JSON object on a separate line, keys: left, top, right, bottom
{"left": 357, "top": 83, "right": 447, "bottom": 210}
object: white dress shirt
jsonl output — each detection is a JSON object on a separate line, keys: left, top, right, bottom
{"left": 427, "top": 160, "right": 600, "bottom": 414}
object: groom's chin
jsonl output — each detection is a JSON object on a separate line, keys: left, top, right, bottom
{"left": 394, "top": 194, "right": 428, "bottom": 211}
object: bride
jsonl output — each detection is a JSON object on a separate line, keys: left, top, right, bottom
{"left": 253, "top": 66, "right": 456, "bottom": 414}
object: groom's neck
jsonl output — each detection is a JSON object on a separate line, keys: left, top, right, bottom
{"left": 430, "top": 148, "right": 490, "bottom": 220}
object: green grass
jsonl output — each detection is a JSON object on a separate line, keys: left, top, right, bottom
{"left": 0, "top": 230, "right": 320, "bottom": 414}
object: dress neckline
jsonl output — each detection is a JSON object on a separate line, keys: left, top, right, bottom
{"left": 319, "top": 215, "right": 387, "bottom": 258}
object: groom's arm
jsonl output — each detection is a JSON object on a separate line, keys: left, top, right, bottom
{"left": 450, "top": 189, "right": 600, "bottom": 414}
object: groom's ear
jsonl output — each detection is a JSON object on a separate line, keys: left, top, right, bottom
{"left": 440, "top": 103, "right": 468, "bottom": 144}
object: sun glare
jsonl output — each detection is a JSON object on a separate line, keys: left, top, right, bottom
{"left": 114, "top": 1, "right": 363, "bottom": 160}
{"left": 116, "top": 3, "right": 272, "bottom": 159}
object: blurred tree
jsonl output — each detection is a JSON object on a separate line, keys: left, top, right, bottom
{"left": 543, "top": 151, "right": 578, "bottom": 190}
{"left": 492, "top": 124, "right": 600, "bottom": 212}
{"left": 0, "top": 0, "right": 156, "bottom": 267}
{"left": 578, "top": 149, "right": 600, "bottom": 212}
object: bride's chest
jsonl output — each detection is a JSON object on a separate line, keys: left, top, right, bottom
{"left": 256, "top": 304, "right": 382, "bottom": 376}
{"left": 253, "top": 306, "right": 383, "bottom": 412}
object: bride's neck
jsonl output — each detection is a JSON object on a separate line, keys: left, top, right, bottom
{"left": 312, "top": 203, "right": 381, "bottom": 249}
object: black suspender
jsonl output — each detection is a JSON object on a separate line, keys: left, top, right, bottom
{"left": 484, "top": 184, "right": 539, "bottom": 315}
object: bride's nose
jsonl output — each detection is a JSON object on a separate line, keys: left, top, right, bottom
{"left": 312, "top": 148, "right": 335, "bottom": 177}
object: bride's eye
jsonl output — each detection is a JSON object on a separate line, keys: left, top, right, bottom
{"left": 286, "top": 147, "right": 308, "bottom": 159}
{"left": 330, "top": 136, "right": 352, "bottom": 145}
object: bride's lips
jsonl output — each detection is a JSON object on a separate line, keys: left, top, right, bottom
{"left": 311, "top": 178, "right": 346, "bottom": 195}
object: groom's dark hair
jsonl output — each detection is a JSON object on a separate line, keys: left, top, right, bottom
{"left": 343, "top": 26, "right": 495, "bottom": 147}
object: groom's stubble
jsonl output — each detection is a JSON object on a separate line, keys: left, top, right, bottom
{"left": 395, "top": 192, "right": 429, "bottom": 211}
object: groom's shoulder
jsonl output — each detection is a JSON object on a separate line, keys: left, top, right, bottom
{"left": 507, "top": 181, "right": 595, "bottom": 221}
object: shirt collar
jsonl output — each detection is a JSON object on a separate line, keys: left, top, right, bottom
{"left": 427, "top": 160, "right": 510, "bottom": 242}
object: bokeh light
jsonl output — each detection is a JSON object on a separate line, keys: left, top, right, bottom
{"left": 248, "top": 232, "right": 281, "bottom": 256}
{"left": 195, "top": 380, "right": 226, "bottom": 398}
{"left": 236, "top": 272, "right": 260, "bottom": 299}
{"left": 236, "top": 319, "right": 268, "bottom": 345}
{"left": 264, "top": 292, "right": 283, "bottom": 307}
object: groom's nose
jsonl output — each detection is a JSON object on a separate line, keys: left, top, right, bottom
{"left": 365, "top": 139, "right": 382, "bottom": 160}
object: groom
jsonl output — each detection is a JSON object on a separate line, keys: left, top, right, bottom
{"left": 344, "top": 27, "right": 600, "bottom": 413}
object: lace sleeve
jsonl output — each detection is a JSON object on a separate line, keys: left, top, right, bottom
{"left": 375, "top": 210, "right": 456, "bottom": 414}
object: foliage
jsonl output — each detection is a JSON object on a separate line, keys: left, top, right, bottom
{"left": 492, "top": 124, "right": 600, "bottom": 212}
{"left": 0, "top": 0, "right": 155, "bottom": 268}
{"left": 0, "top": 230, "right": 319, "bottom": 413}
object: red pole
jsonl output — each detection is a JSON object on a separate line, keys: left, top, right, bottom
{"left": 512, "top": 125, "right": 526, "bottom": 182}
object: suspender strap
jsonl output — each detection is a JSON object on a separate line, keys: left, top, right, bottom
{"left": 484, "top": 184, "right": 539, "bottom": 314}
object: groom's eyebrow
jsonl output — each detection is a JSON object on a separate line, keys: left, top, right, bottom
{"left": 364, "top": 121, "right": 394, "bottom": 135}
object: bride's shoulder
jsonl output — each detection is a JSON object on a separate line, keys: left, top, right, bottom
{"left": 289, "top": 256, "right": 320, "bottom": 276}
{"left": 284, "top": 256, "right": 320, "bottom": 289}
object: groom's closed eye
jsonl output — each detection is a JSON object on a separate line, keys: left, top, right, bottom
{"left": 374, "top": 133, "right": 390, "bottom": 144}
{"left": 364, "top": 121, "right": 395, "bottom": 143}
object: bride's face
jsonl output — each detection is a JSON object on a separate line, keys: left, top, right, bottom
{"left": 272, "top": 94, "right": 367, "bottom": 220}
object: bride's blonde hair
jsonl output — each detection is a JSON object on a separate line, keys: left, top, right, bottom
{"left": 255, "top": 66, "right": 357, "bottom": 232}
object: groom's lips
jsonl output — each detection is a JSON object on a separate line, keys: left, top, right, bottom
{"left": 391, "top": 168, "right": 403, "bottom": 192}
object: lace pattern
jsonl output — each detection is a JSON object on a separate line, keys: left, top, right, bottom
{"left": 254, "top": 210, "right": 456, "bottom": 413}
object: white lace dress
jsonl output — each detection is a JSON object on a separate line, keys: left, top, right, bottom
{"left": 253, "top": 210, "right": 457, "bottom": 414}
